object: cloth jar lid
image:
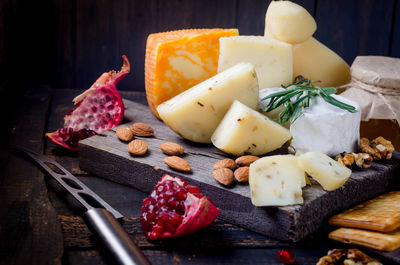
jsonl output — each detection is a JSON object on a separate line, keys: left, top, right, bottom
{"left": 351, "top": 56, "right": 400, "bottom": 90}
{"left": 341, "top": 56, "right": 400, "bottom": 124}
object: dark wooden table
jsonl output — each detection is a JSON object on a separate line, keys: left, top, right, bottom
{"left": 1, "top": 87, "right": 398, "bottom": 265}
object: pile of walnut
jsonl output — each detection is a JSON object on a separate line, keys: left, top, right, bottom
{"left": 317, "top": 248, "right": 381, "bottom": 265}
{"left": 116, "top": 122, "right": 191, "bottom": 172}
{"left": 335, "top": 136, "right": 395, "bottom": 168}
{"left": 213, "top": 155, "right": 259, "bottom": 186}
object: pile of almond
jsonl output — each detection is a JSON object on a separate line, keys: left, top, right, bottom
{"left": 116, "top": 122, "right": 154, "bottom": 156}
{"left": 116, "top": 122, "right": 191, "bottom": 173}
{"left": 160, "top": 142, "right": 190, "bottom": 172}
{"left": 213, "top": 155, "right": 259, "bottom": 186}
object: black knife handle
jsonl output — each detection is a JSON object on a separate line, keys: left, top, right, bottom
{"left": 83, "top": 208, "right": 151, "bottom": 265}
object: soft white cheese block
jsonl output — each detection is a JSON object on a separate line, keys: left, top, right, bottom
{"left": 259, "top": 88, "right": 361, "bottom": 156}
{"left": 264, "top": 0, "right": 316, "bottom": 44}
{"left": 211, "top": 100, "right": 291, "bottom": 156}
{"left": 157, "top": 63, "right": 259, "bottom": 143}
{"left": 298, "top": 152, "right": 352, "bottom": 191}
{"left": 218, "top": 36, "right": 292, "bottom": 89}
{"left": 249, "top": 155, "right": 305, "bottom": 206}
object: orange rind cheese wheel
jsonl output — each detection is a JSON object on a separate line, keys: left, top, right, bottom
{"left": 145, "top": 28, "right": 239, "bottom": 118}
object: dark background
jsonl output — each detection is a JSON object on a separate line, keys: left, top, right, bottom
{"left": 0, "top": 0, "right": 399, "bottom": 94}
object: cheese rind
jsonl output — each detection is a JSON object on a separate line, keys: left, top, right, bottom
{"left": 298, "top": 152, "right": 352, "bottom": 191}
{"left": 264, "top": 0, "right": 316, "bottom": 44}
{"left": 218, "top": 36, "right": 292, "bottom": 89}
{"left": 145, "top": 29, "right": 239, "bottom": 118}
{"left": 249, "top": 155, "right": 304, "bottom": 206}
{"left": 157, "top": 63, "right": 259, "bottom": 143}
{"left": 293, "top": 37, "right": 351, "bottom": 87}
{"left": 211, "top": 100, "right": 291, "bottom": 156}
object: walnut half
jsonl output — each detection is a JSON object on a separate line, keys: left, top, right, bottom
{"left": 317, "top": 248, "right": 382, "bottom": 265}
{"left": 335, "top": 152, "right": 372, "bottom": 168}
{"left": 361, "top": 136, "right": 395, "bottom": 160}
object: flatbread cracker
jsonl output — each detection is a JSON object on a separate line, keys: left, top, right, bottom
{"left": 329, "top": 227, "right": 400, "bottom": 252}
{"left": 329, "top": 191, "right": 400, "bottom": 232}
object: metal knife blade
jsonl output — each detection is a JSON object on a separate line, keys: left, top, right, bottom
{"left": 19, "top": 147, "right": 151, "bottom": 265}
{"left": 21, "top": 147, "right": 123, "bottom": 219}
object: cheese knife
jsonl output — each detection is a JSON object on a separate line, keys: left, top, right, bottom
{"left": 19, "top": 148, "right": 151, "bottom": 265}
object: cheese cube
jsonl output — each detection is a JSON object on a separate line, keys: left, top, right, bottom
{"left": 264, "top": 0, "right": 316, "bottom": 44}
{"left": 249, "top": 155, "right": 305, "bottom": 206}
{"left": 218, "top": 36, "right": 292, "bottom": 89}
{"left": 211, "top": 100, "right": 291, "bottom": 156}
{"left": 157, "top": 63, "right": 259, "bottom": 143}
{"left": 298, "top": 152, "right": 352, "bottom": 191}
{"left": 145, "top": 29, "right": 239, "bottom": 118}
{"left": 293, "top": 37, "right": 351, "bottom": 87}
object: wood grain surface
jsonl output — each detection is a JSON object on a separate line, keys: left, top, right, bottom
{"left": 79, "top": 99, "right": 400, "bottom": 242}
{"left": 0, "top": 87, "right": 64, "bottom": 265}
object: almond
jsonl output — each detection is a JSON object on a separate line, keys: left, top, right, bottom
{"left": 160, "top": 142, "right": 184, "bottom": 156}
{"left": 212, "top": 168, "right": 234, "bottom": 186}
{"left": 235, "top": 155, "right": 259, "bottom": 167}
{"left": 164, "top": 156, "right": 191, "bottom": 172}
{"left": 213, "top": 158, "right": 236, "bottom": 170}
{"left": 234, "top": 166, "right": 249, "bottom": 182}
{"left": 130, "top": 122, "right": 154, "bottom": 137}
{"left": 127, "top": 139, "right": 148, "bottom": 156}
{"left": 116, "top": 126, "right": 134, "bottom": 142}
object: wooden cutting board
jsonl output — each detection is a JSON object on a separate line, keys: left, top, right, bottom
{"left": 78, "top": 99, "right": 400, "bottom": 242}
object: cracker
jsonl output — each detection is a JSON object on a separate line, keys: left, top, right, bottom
{"left": 329, "top": 227, "right": 400, "bottom": 252}
{"left": 329, "top": 191, "right": 400, "bottom": 232}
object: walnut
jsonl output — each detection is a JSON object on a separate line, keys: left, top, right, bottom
{"left": 371, "top": 136, "right": 395, "bottom": 159}
{"left": 344, "top": 249, "right": 382, "bottom": 265}
{"left": 360, "top": 138, "right": 381, "bottom": 160}
{"left": 335, "top": 153, "right": 355, "bottom": 167}
{"left": 317, "top": 248, "right": 382, "bottom": 265}
{"left": 317, "top": 248, "right": 346, "bottom": 265}
{"left": 337, "top": 136, "right": 394, "bottom": 169}
{"left": 354, "top": 153, "right": 373, "bottom": 168}
{"left": 335, "top": 152, "right": 372, "bottom": 168}
{"left": 360, "top": 136, "right": 395, "bottom": 160}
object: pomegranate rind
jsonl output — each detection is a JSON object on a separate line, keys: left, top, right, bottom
{"left": 45, "top": 131, "right": 78, "bottom": 151}
{"left": 142, "top": 174, "right": 220, "bottom": 239}
{"left": 174, "top": 194, "right": 220, "bottom": 237}
{"left": 46, "top": 55, "right": 130, "bottom": 150}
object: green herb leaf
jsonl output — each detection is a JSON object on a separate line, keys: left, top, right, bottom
{"left": 262, "top": 76, "right": 358, "bottom": 125}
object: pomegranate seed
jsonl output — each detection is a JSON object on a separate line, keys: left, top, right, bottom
{"left": 186, "top": 185, "right": 200, "bottom": 194}
{"left": 277, "top": 249, "right": 295, "bottom": 264}
{"left": 176, "top": 189, "right": 187, "bottom": 201}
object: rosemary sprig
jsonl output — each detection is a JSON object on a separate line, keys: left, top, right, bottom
{"left": 261, "top": 76, "right": 357, "bottom": 125}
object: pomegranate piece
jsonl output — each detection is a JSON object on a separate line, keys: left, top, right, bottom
{"left": 141, "top": 175, "right": 220, "bottom": 239}
{"left": 277, "top": 249, "right": 295, "bottom": 264}
{"left": 46, "top": 55, "right": 130, "bottom": 151}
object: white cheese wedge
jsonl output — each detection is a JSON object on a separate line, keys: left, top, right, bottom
{"left": 259, "top": 88, "right": 361, "bottom": 156}
{"left": 264, "top": 0, "right": 316, "bottom": 44}
{"left": 218, "top": 36, "right": 292, "bottom": 89}
{"left": 293, "top": 37, "right": 351, "bottom": 87}
{"left": 298, "top": 152, "right": 352, "bottom": 191}
{"left": 249, "top": 155, "right": 304, "bottom": 206}
{"left": 211, "top": 100, "right": 291, "bottom": 156}
{"left": 157, "top": 63, "right": 259, "bottom": 143}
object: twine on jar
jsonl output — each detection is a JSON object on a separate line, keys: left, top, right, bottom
{"left": 341, "top": 78, "right": 400, "bottom": 125}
